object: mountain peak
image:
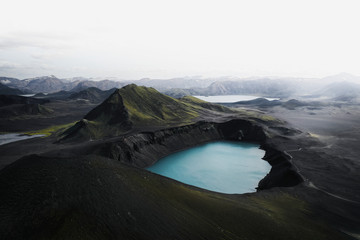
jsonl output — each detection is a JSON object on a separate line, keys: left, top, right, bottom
{"left": 112, "top": 84, "right": 197, "bottom": 124}
{"left": 27, "top": 75, "right": 59, "bottom": 81}
{"left": 60, "top": 84, "right": 233, "bottom": 141}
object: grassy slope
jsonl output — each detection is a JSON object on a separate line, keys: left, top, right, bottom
{"left": 180, "top": 95, "right": 234, "bottom": 113}
{"left": 0, "top": 154, "right": 347, "bottom": 240}
{"left": 119, "top": 84, "right": 199, "bottom": 125}
{"left": 24, "top": 121, "right": 77, "bottom": 137}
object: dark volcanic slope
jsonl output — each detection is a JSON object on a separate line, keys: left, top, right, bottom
{"left": 0, "top": 95, "right": 49, "bottom": 107}
{"left": 0, "top": 83, "right": 23, "bottom": 95}
{"left": 0, "top": 95, "right": 52, "bottom": 119}
{"left": 0, "top": 154, "right": 347, "bottom": 240}
{"left": 0, "top": 100, "right": 98, "bottom": 132}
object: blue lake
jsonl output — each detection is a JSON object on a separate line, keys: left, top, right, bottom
{"left": 147, "top": 141, "right": 270, "bottom": 194}
{"left": 193, "top": 95, "right": 279, "bottom": 103}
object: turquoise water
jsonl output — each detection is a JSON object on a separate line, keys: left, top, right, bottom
{"left": 147, "top": 141, "right": 270, "bottom": 194}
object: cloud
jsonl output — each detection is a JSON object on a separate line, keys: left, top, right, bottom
{"left": 0, "top": 31, "right": 74, "bottom": 50}
{"left": 0, "top": 61, "right": 19, "bottom": 70}
{"left": 0, "top": 61, "right": 23, "bottom": 77}
{"left": 0, "top": 60, "right": 57, "bottom": 78}
{"left": 30, "top": 52, "right": 65, "bottom": 60}
{"left": 1, "top": 0, "right": 360, "bottom": 79}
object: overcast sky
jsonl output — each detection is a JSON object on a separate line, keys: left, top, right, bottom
{"left": 1, "top": 0, "right": 359, "bottom": 79}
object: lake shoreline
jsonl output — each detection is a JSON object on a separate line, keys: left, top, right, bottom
{"left": 147, "top": 141, "right": 269, "bottom": 194}
{"left": 0, "top": 133, "right": 46, "bottom": 146}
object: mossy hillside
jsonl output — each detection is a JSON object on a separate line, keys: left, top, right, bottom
{"left": 83, "top": 84, "right": 202, "bottom": 127}
{"left": 24, "top": 121, "right": 77, "bottom": 137}
{"left": 118, "top": 84, "right": 199, "bottom": 125}
{"left": 180, "top": 95, "right": 234, "bottom": 113}
{"left": 58, "top": 119, "right": 127, "bottom": 141}
{"left": 63, "top": 85, "right": 220, "bottom": 140}
{"left": 0, "top": 154, "right": 348, "bottom": 240}
{"left": 232, "top": 107, "right": 283, "bottom": 124}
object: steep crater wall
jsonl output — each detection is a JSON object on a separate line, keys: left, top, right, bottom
{"left": 92, "top": 119, "right": 303, "bottom": 190}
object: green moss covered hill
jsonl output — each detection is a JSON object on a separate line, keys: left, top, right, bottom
{"left": 60, "top": 84, "right": 233, "bottom": 140}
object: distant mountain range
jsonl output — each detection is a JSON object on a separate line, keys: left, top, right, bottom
{"left": 0, "top": 75, "right": 125, "bottom": 94}
{"left": 0, "top": 75, "right": 224, "bottom": 94}
{"left": 164, "top": 78, "right": 299, "bottom": 98}
{"left": 163, "top": 73, "right": 360, "bottom": 102}
{"left": 1, "top": 73, "right": 360, "bottom": 102}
